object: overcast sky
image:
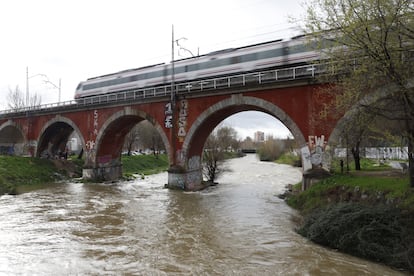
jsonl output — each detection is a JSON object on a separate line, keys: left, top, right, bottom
{"left": 0, "top": 0, "right": 306, "bottom": 139}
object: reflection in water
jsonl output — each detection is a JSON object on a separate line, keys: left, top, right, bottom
{"left": 0, "top": 154, "right": 406, "bottom": 275}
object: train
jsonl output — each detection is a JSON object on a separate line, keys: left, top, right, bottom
{"left": 74, "top": 35, "right": 320, "bottom": 99}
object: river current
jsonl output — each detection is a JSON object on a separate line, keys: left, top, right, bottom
{"left": 0, "top": 154, "right": 405, "bottom": 275}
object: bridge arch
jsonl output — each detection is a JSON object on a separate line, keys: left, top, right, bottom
{"left": 87, "top": 107, "right": 170, "bottom": 180}
{"left": 328, "top": 80, "right": 413, "bottom": 146}
{"left": 174, "top": 95, "right": 306, "bottom": 190}
{"left": 0, "top": 120, "right": 26, "bottom": 155}
{"left": 36, "top": 116, "right": 86, "bottom": 158}
{"left": 184, "top": 95, "right": 306, "bottom": 158}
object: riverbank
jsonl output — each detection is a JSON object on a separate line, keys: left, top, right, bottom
{"left": 0, "top": 154, "right": 170, "bottom": 196}
{"left": 284, "top": 166, "right": 414, "bottom": 273}
{"left": 122, "top": 154, "right": 169, "bottom": 177}
{"left": 0, "top": 156, "right": 84, "bottom": 195}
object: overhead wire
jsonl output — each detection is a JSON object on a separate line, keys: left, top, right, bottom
{"left": 135, "top": 0, "right": 304, "bottom": 65}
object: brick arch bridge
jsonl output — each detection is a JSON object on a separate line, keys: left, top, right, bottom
{"left": 0, "top": 78, "right": 337, "bottom": 190}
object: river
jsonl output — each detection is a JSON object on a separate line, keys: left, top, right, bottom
{"left": 0, "top": 154, "right": 406, "bottom": 275}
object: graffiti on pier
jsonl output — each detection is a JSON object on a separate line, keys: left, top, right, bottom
{"left": 188, "top": 155, "right": 201, "bottom": 170}
{"left": 186, "top": 170, "right": 202, "bottom": 190}
{"left": 85, "top": 109, "right": 99, "bottom": 164}
{"left": 175, "top": 149, "right": 185, "bottom": 167}
{"left": 308, "top": 135, "right": 326, "bottom": 166}
{"left": 177, "top": 99, "right": 188, "bottom": 142}
{"left": 301, "top": 135, "right": 330, "bottom": 171}
{"left": 164, "top": 102, "right": 173, "bottom": 129}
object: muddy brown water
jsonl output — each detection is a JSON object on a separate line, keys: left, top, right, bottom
{"left": 0, "top": 154, "right": 406, "bottom": 275}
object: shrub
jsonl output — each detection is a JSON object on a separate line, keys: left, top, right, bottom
{"left": 257, "top": 138, "right": 284, "bottom": 161}
{"left": 299, "top": 203, "right": 414, "bottom": 272}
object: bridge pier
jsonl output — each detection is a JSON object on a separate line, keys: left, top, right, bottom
{"left": 83, "top": 163, "right": 123, "bottom": 182}
{"left": 166, "top": 166, "right": 204, "bottom": 191}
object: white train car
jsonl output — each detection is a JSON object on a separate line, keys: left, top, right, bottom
{"left": 74, "top": 35, "right": 319, "bottom": 99}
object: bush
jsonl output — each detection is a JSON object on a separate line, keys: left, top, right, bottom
{"left": 257, "top": 138, "right": 284, "bottom": 161}
{"left": 299, "top": 203, "right": 414, "bottom": 272}
{"left": 276, "top": 152, "right": 301, "bottom": 167}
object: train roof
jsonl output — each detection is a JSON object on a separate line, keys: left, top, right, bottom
{"left": 173, "top": 38, "right": 286, "bottom": 63}
{"left": 87, "top": 63, "right": 165, "bottom": 80}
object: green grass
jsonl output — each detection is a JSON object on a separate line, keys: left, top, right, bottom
{"left": 275, "top": 152, "right": 301, "bottom": 166}
{"left": 0, "top": 156, "right": 65, "bottom": 194}
{"left": 286, "top": 157, "right": 412, "bottom": 211}
{"left": 121, "top": 154, "right": 169, "bottom": 176}
{"left": 331, "top": 158, "right": 391, "bottom": 173}
{"left": 0, "top": 154, "right": 170, "bottom": 195}
{"left": 286, "top": 172, "right": 412, "bottom": 212}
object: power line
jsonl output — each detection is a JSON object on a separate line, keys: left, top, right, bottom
{"left": 135, "top": 23, "right": 302, "bottom": 66}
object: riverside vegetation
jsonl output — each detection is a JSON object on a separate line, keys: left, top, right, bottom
{"left": 0, "top": 154, "right": 169, "bottom": 196}
{"left": 0, "top": 152, "right": 243, "bottom": 195}
{"left": 283, "top": 156, "right": 414, "bottom": 273}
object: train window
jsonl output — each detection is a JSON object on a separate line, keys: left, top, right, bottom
{"left": 146, "top": 70, "right": 162, "bottom": 79}
{"left": 123, "top": 77, "right": 131, "bottom": 84}
{"left": 83, "top": 83, "right": 95, "bottom": 90}
{"left": 198, "top": 61, "right": 209, "bottom": 70}
{"left": 147, "top": 72, "right": 155, "bottom": 79}
{"left": 208, "top": 59, "right": 218, "bottom": 68}
{"left": 214, "top": 58, "right": 227, "bottom": 67}
{"left": 188, "top": 64, "right": 198, "bottom": 72}
{"left": 258, "top": 48, "right": 283, "bottom": 59}
{"left": 208, "top": 58, "right": 228, "bottom": 68}
{"left": 289, "top": 44, "right": 309, "bottom": 54}
{"left": 222, "top": 57, "right": 231, "bottom": 66}
{"left": 240, "top": 53, "right": 257, "bottom": 63}
{"left": 230, "top": 56, "right": 240, "bottom": 64}
{"left": 175, "top": 66, "right": 185, "bottom": 74}
{"left": 154, "top": 70, "right": 163, "bottom": 78}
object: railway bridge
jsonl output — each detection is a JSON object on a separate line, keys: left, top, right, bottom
{"left": 0, "top": 64, "right": 338, "bottom": 190}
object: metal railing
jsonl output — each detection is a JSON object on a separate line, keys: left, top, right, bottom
{"left": 0, "top": 63, "right": 328, "bottom": 116}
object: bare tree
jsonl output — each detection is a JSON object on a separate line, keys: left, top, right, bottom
{"left": 304, "top": 0, "right": 414, "bottom": 186}
{"left": 202, "top": 126, "right": 239, "bottom": 183}
{"left": 137, "top": 121, "right": 164, "bottom": 155}
{"left": 216, "top": 126, "right": 240, "bottom": 151}
{"left": 123, "top": 126, "right": 140, "bottom": 156}
{"left": 7, "top": 86, "right": 25, "bottom": 110}
{"left": 203, "top": 133, "right": 226, "bottom": 183}
{"left": 123, "top": 121, "right": 165, "bottom": 156}
{"left": 7, "top": 85, "right": 41, "bottom": 110}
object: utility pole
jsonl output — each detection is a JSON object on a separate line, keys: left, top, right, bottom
{"left": 26, "top": 67, "right": 29, "bottom": 106}
{"left": 26, "top": 66, "right": 62, "bottom": 106}
{"left": 169, "top": 25, "right": 195, "bottom": 168}
{"left": 170, "top": 24, "right": 177, "bottom": 166}
{"left": 171, "top": 25, "right": 176, "bottom": 108}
